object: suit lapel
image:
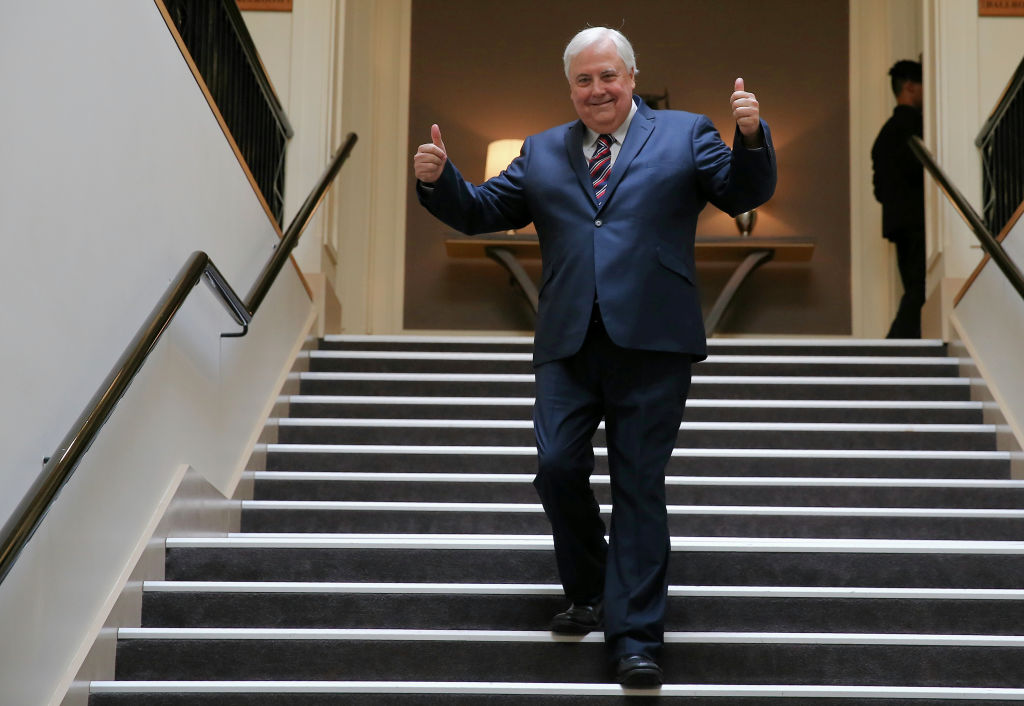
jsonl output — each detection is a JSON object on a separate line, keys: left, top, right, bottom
{"left": 565, "top": 98, "right": 657, "bottom": 211}
{"left": 600, "top": 98, "right": 655, "bottom": 208}
{"left": 565, "top": 121, "right": 598, "bottom": 208}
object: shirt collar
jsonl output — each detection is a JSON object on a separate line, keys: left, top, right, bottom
{"left": 584, "top": 96, "right": 639, "bottom": 148}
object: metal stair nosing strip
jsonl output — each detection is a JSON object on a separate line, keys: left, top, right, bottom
{"left": 246, "top": 471, "right": 1024, "bottom": 489}
{"left": 262, "top": 444, "right": 1010, "bottom": 460}
{"left": 113, "top": 627, "right": 1024, "bottom": 648}
{"left": 168, "top": 535, "right": 1024, "bottom": 554}
{"left": 142, "top": 580, "right": 1024, "bottom": 601}
{"left": 281, "top": 394, "right": 986, "bottom": 409}
{"left": 305, "top": 350, "right": 964, "bottom": 366}
{"left": 268, "top": 418, "right": 998, "bottom": 433}
{"left": 295, "top": 372, "right": 972, "bottom": 386}
{"left": 318, "top": 334, "right": 948, "bottom": 347}
{"left": 238, "top": 500, "right": 1024, "bottom": 520}
{"left": 89, "top": 680, "right": 1024, "bottom": 699}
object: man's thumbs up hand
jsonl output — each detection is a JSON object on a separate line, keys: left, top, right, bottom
{"left": 431, "top": 124, "right": 446, "bottom": 151}
{"left": 731, "top": 77, "right": 762, "bottom": 146}
{"left": 414, "top": 123, "right": 448, "bottom": 184}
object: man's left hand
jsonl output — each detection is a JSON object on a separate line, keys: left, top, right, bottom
{"left": 731, "top": 78, "right": 762, "bottom": 148}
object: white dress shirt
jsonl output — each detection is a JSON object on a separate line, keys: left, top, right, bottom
{"left": 582, "top": 98, "right": 639, "bottom": 168}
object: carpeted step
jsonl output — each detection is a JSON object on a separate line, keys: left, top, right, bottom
{"left": 111, "top": 628, "right": 1024, "bottom": 686}
{"left": 283, "top": 396, "right": 985, "bottom": 424}
{"left": 297, "top": 373, "right": 971, "bottom": 401}
{"left": 305, "top": 352, "right": 962, "bottom": 378}
{"left": 264, "top": 447, "right": 1012, "bottom": 478}
{"left": 237, "top": 501, "right": 1024, "bottom": 540}
{"left": 249, "top": 472, "right": 1024, "bottom": 508}
{"left": 141, "top": 582, "right": 1024, "bottom": 634}
{"left": 164, "top": 537, "right": 1024, "bottom": 587}
{"left": 316, "top": 335, "right": 949, "bottom": 358}
{"left": 271, "top": 419, "right": 997, "bottom": 451}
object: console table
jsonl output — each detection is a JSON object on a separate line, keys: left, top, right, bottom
{"left": 444, "top": 233, "right": 815, "bottom": 335}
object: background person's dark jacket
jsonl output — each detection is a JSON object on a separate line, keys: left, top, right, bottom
{"left": 871, "top": 104, "right": 925, "bottom": 241}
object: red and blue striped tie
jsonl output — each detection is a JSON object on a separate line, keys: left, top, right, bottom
{"left": 588, "top": 134, "right": 613, "bottom": 203}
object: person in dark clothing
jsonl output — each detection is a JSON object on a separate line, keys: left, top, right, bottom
{"left": 871, "top": 59, "right": 925, "bottom": 338}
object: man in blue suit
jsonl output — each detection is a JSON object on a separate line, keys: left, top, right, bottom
{"left": 414, "top": 26, "right": 776, "bottom": 687}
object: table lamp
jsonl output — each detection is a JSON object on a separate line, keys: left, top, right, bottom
{"left": 485, "top": 138, "right": 525, "bottom": 234}
{"left": 484, "top": 138, "right": 525, "bottom": 181}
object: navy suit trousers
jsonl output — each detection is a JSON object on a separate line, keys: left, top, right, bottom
{"left": 532, "top": 309, "right": 692, "bottom": 660}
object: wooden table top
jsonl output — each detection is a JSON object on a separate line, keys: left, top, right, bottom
{"left": 445, "top": 234, "right": 815, "bottom": 262}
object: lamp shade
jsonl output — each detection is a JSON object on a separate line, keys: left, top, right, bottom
{"left": 484, "top": 139, "right": 524, "bottom": 181}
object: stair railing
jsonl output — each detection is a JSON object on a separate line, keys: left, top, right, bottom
{"left": 0, "top": 132, "right": 358, "bottom": 587}
{"left": 975, "top": 54, "right": 1024, "bottom": 238}
{"left": 161, "top": 0, "right": 295, "bottom": 225}
{"left": 908, "top": 135, "right": 1024, "bottom": 302}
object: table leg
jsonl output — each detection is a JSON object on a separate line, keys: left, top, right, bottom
{"left": 703, "top": 249, "right": 774, "bottom": 336}
{"left": 485, "top": 246, "right": 539, "bottom": 315}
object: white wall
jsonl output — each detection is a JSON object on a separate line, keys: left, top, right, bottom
{"left": 978, "top": 15, "right": 1024, "bottom": 133}
{"left": 0, "top": 2, "right": 313, "bottom": 704}
{"left": 948, "top": 12, "right": 1024, "bottom": 456}
{"left": 953, "top": 212, "right": 1024, "bottom": 455}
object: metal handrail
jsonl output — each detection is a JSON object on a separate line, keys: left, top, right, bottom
{"left": 908, "top": 135, "right": 1024, "bottom": 301}
{"left": 0, "top": 133, "right": 357, "bottom": 585}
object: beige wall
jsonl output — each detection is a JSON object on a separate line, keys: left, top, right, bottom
{"left": 978, "top": 16, "right": 1024, "bottom": 144}
{"left": 405, "top": 0, "right": 851, "bottom": 335}
{"left": 244, "top": 0, "right": 411, "bottom": 336}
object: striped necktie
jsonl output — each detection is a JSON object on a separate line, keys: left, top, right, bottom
{"left": 588, "top": 134, "right": 613, "bottom": 202}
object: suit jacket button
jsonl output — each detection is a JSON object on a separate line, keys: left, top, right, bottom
{"left": 595, "top": 219, "right": 603, "bottom": 227}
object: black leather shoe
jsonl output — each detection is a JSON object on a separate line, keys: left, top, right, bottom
{"left": 615, "top": 654, "right": 663, "bottom": 688}
{"left": 549, "top": 602, "right": 602, "bottom": 634}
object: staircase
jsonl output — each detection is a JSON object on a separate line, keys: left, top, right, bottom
{"left": 90, "top": 335, "right": 1024, "bottom": 704}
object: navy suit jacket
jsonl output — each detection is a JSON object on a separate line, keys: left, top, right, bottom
{"left": 418, "top": 98, "right": 777, "bottom": 365}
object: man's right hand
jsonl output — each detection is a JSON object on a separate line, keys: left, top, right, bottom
{"left": 413, "top": 124, "right": 447, "bottom": 184}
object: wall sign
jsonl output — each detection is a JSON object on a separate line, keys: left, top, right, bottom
{"left": 237, "top": 0, "right": 292, "bottom": 11}
{"left": 979, "top": 0, "right": 1024, "bottom": 16}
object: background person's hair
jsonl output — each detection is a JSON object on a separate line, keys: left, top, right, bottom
{"left": 889, "top": 59, "right": 922, "bottom": 97}
{"left": 563, "top": 27, "right": 638, "bottom": 80}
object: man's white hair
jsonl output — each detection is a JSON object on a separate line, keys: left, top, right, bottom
{"left": 563, "top": 27, "right": 638, "bottom": 81}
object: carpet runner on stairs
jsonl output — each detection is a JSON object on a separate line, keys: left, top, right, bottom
{"left": 90, "top": 335, "right": 1024, "bottom": 704}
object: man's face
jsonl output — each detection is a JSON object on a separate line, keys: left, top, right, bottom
{"left": 900, "top": 80, "right": 923, "bottom": 110}
{"left": 568, "top": 39, "right": 636, "bottom": 134}
{"left": 908, "top": 81, "right": 923, "bottom": 110}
